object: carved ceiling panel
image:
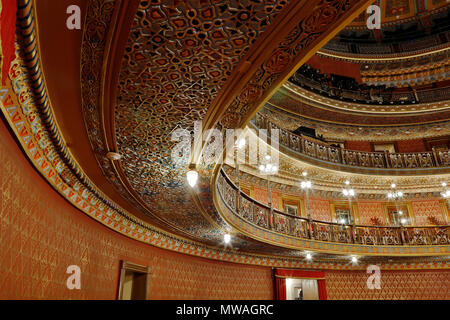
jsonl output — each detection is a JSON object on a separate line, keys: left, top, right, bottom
{"left": 114, "top": 0, "right": 290, "bottom": 240}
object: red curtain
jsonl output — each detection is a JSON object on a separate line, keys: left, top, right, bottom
{"left": 275, "top": 277, "right": 286, "bottom": 300}
{"left": 275, "top": 269, "right": 327, "bottom": 300}
{"left": 317, "top": 279, "right": 327, "bottom": 300}
{"left": 1, "top": 0, "right": 17, "bottom": 85}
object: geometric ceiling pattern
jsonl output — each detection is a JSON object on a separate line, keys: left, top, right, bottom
{"left": 114, "top": 0, "right": 291, "bottom": 241}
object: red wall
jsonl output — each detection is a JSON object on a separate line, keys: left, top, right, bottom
{"left": 345, "top": 140, "right": 372, "bottom": 152}
{"left": 396, "top": 139, "right": 426, "bottom": 153}
{"left": 326, "top": 270, "right": 450, "bottom": 300}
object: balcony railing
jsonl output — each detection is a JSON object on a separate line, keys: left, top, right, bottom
{"left": 217, "top": 170, "right": 450, "bottom": 246}
{"left": 253, "top": 114, "right": 450, "bottom": 170}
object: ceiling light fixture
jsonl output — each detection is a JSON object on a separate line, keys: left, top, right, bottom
{"left": 236, "top": 138, "right": 246, "bottom": 149}
{"left": 186, "top": 169, "right": 199, "bottom": 188}
{"left": 343, "top": 188, "right": 355, "bottom": 197}
{"left": 106, "top": 152, "right": 122, "bottom": 161}
{"left": 301, "top": 181, "right": 312, "bottom": 189}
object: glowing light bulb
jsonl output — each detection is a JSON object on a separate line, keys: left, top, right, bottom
{"left": 224, "top": 234, "right": 231, "bottom": 244}
{"left": 349, "top": 189, "right": 355, "bottom": 196}
{"left": 302, "top": 172, "right": 308, "bottom": 177}
{"left": 343, "top": 189, "right": 349, "bottom": 196}
{"left": 391, "top": 183, "right": 396, "bottom": 188}
{"left": 236, "top": 138, "right": 246, "bottom": 149}
{"left": 186, "top": 170, "right": 198, "bottom": 187}
{"left": 306, "top": 253, "right": 312, "bottom": 260}
{"left": 345, "top": 180, "right": 350, "bottom": 185}
{"left": 351, "top": 256, "right": 358, "bottom": 263}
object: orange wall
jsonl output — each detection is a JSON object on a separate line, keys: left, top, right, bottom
{"left": 356, "top": 202, "right": 386, "bottom": 225}
{"left": 309, "top": 198, "right": 332, "bottom": 221}
{"left": 326, "top": 270, "right": 450, "bottom": 300}
{"left": 0, "top": 118, "right": 273, "bottom": 300}
{"left": 246, "top": 184, "right": 447, "bottom": 226}
{"left": 411, "top": 200, "right": 447, "bottom": 225}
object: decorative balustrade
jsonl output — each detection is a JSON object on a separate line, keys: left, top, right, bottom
{"left": 254, "top": 114, "right": 450, "bottom": 170}
{"left": 217, "top": 170, "right": 450, "bottom": 246}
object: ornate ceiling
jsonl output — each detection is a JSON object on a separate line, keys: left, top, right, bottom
{"left": 5, "top": 0, "right": 449, "bottom": 265}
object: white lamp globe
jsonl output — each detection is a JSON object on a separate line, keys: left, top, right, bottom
{"left": 186, "top": 170, "right": 198, "bottom": 187}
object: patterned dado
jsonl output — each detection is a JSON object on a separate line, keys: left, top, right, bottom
{"left": 356, "top": 202, "right": 386, "bottom": 225}
{"left": 326, "top": 269, "right": 450, "bottom": 300}
{"left": 411, "top": 200, "right": 448, "bottom": 226}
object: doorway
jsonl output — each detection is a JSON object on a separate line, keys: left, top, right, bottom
{"left": 118, "top": 261, "right": 150, "bottom": 300}
{"left": 286, "top": 278, "right": 319, "bottom": 300}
